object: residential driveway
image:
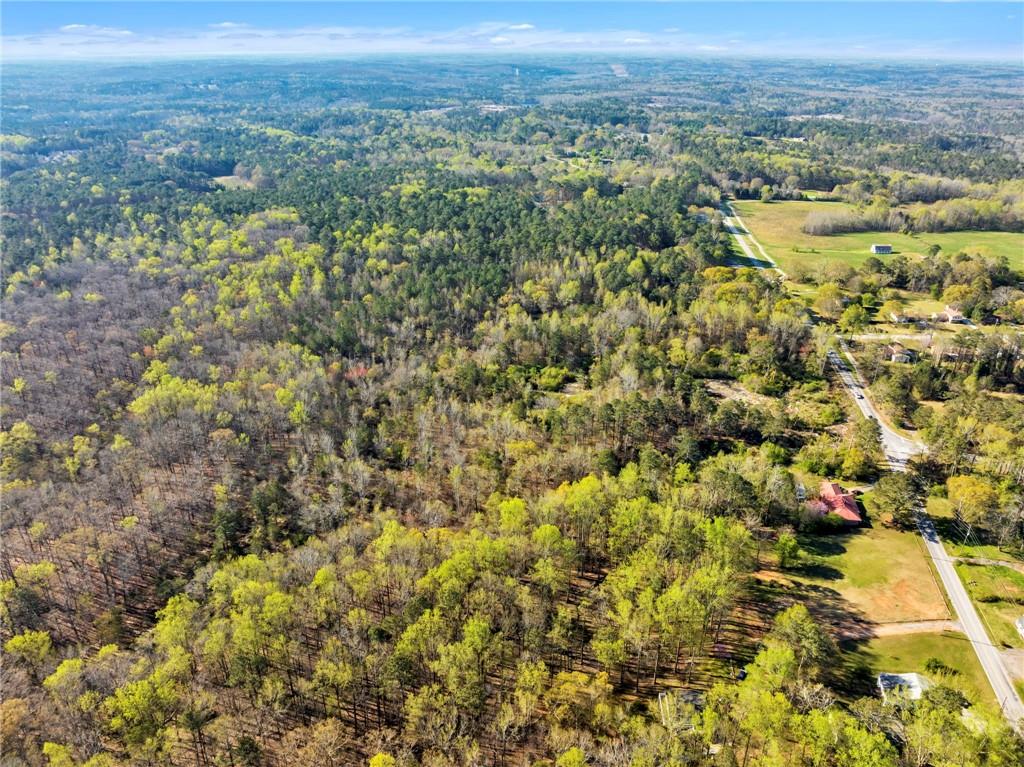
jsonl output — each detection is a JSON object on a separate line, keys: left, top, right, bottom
{"left": 837, "top": 619, "right": 962, "bottom": 641}
{"left": 1003, "top": 649, "right": 1024, "bottom": 682}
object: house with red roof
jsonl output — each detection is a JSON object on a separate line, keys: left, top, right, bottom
{"left": 819, "top": 480, "right": 862, "bottom": 526}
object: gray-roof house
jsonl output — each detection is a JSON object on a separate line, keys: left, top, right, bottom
{"left": 871, "top": 244, "right": 893, "bottom": 255}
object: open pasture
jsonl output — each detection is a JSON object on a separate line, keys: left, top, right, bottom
{"left": 733, "top": 200, "right": 1024, "bottom": 274}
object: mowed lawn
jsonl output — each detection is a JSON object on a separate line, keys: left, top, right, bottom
{"left": 732, "top": 200, "right": 1024, "bottom": 273}
{"left": 842, "top": 631, "right": 998, "bottom": 710}
{"left": 791, "top": 524, "right": 949, "bottom": 624}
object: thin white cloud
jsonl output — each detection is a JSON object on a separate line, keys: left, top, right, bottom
{"left": 3, "top": 20, "right": 1018, "bottom": 62}
{"left": 58, "top": 24, "right": 133, "bottom": 37}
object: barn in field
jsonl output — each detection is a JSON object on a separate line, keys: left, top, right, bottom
{"left": 870, "top": 244, "right": 893, "bottom": 255}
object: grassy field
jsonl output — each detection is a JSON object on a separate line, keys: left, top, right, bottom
{"left": 789, "top": 524, "right": 949, "bottom": 625}
{"left": 732, "top": 200, "right": 1024, "bottom": 274}
{"left": 899, "top": 293, "right": 946, "bottom": 313}
{"left": 213, "top": 174, "right": 255, "bottom": 189}
{"left": 841, "top": 631, "right": 998, "bottom": 710}
{"left": 955, "top": 562, "right": 1024, "bottom": 649}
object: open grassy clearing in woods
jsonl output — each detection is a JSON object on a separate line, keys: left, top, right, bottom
{"left": 213, "top": 174, "right": 256, "bottom": 189}
{"left": 841, "top": 631, "right": 999, "bottom": 711}
{"left": 732, "top": 199, "right": 1024, "bottom": 274}
{"left": 779, "top": 522, "right": 950, "bottom": 628}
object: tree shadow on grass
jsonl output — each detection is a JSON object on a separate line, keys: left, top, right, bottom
{"left": 748, "top": 569, "right": 875, "bottom": 648}
{"left": 930, "top": 516, "right": 1024, "bottom": 562}
{"left": 778, "top": 578, "right": 875, "bottom": 649}
{"left": 723, "top": 254, "right": 774, "bottom": 270}
{"left": 832, "top": 637, "right": 881, "bottom": 697}
{"left": 717, "top": 566, "right": 878, "bottom": 694}
{"left": 792, "top": 562, "right": 844, "bottom": 581}
{"left": 798, "top": 534, "right": 849, "bottom": 558}
{"left": 930, "top": 515, "right": 965, "bottom": 544}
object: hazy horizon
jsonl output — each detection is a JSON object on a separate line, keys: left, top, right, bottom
{"left": 3, "top": 1, "right": 1022, "bottom": 62}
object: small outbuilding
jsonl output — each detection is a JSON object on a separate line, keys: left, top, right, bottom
{"left": 1015, "top": 616, "right": 1024, "bottom": 641}
{"left": 870, "top": 244, "right": 893, "bottom": 255}
{"left": 877, "top": 672, "right": 933, "bottom": 702}
{"left": 890, "top": 311, "right": 916, "bottom": 324}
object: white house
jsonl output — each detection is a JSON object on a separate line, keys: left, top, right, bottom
{"left": 932, "top": 305, "right": 968, "bottom": 324}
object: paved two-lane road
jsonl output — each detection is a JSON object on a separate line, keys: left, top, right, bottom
{"left": 827, "top": 347, "right": 921, "bottom": 468}
{"left": 722, "top": 199, "right": 1024, "bottom": 729}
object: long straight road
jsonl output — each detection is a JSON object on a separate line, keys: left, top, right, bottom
{"left": 721, "top": 202, "right": 779, "bottom": 271}
{"left": 721, "top": 199, "right": 1024, "bottom": 730}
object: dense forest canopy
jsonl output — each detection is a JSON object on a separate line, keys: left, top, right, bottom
{"left": 1, "top": 56, "right": 1023, "bottom": 767}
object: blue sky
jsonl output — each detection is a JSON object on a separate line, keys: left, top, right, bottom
{"left": 3, "top": 2, "right": 1022, "bottom": 61}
